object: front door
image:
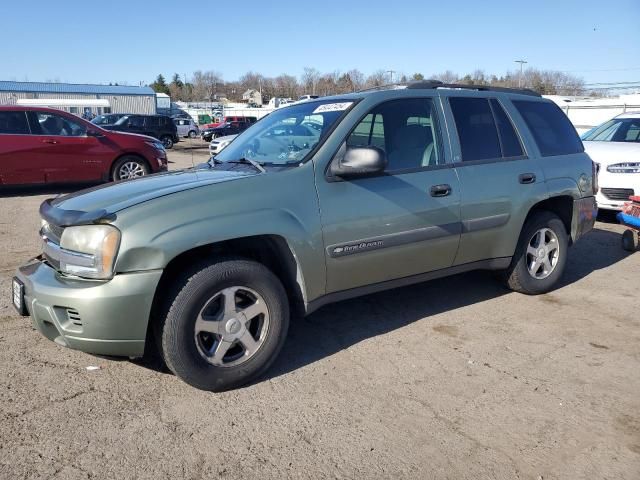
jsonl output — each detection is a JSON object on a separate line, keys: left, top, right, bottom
{"left": 315, "top": 97, "right": 462, "bottom": 293}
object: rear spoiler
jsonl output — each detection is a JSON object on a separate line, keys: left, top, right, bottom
{"left": 39, "top": 198, "right": 113, "bottom": 227}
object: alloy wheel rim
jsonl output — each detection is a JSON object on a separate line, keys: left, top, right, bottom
{"left": 526, "top": 228, "right": 560, "bottom": 280}
{"left": 194, "top": 286, "right": 269, "bottom": 367}
{"left": 118, "top": 161, "right": 145, "bottom": 179}
{"left": 163, "top": 138, "right": 173, "bottom": 148}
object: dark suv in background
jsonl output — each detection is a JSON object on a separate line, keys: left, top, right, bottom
{"left": 103, "top": 114, "right": 179, "bottom": 148}
{"left": 91, "top": 113, "right": 128, "bottom": 126}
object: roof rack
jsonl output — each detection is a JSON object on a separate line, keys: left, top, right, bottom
{"left": 406, "top": 80, "right": 540, "bottom": 97}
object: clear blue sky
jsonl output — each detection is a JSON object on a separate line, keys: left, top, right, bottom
{"left": 1, "top": 0, "right": 638, "bottom": 87}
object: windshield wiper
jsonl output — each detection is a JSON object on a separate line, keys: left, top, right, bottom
{"left": 207, "top": 156, "right": 222, "bottom": 167}
{"left": 227, "top": 157, "right": 266, "bottom": 173}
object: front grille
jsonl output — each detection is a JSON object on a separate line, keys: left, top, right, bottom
{"left": 601, "top": 188, "right": 634, "bottom": 201}
{"left": 41, "top": 222, "right": 65, "bottom": 244}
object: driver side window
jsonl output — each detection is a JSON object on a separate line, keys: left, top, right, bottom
{"left": 346, "top": 98, "right": 442, "bottom": 173}
{"left": 36, "top": 113, "right": 86, "bottom": 137}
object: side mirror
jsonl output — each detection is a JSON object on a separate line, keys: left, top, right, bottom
{"left": 86, "top": 129, "right": 104, "bottom": 138}
{"left": 330, "top": 145, "right": 387, "bottom": 178}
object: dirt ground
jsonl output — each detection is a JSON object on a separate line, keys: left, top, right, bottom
{"left": 0, "top": 141, "right": 639, "bottom": 479}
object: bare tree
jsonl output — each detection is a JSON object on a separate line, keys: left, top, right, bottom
{"left": 365, "top": 70, "right": 388, "bottom": 88}
{"left": 336, "top": 69, "right": 365, "bottom": 93}
{"left": 191, "top": 70, "right": 224, "bottom": 101}
{"left": 431, "top": 70, "right": 458, "bottom": 83}
{"left": 274, "top": 74, "right": 299, "bottom": 99}
{"left": 301, "top": 67, "right": 321, "bottom": 95}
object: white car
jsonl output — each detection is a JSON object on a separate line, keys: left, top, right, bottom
{"left": 209, "top": 134, "right": 237, "bottom": 155}
{"left": 582, "top": 112, "right": 640, "bottom": 210}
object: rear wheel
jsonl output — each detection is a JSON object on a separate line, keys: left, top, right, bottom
{"left": 161, "top": 259, "right": 289, "bottom": 391}
{"left": 111, "top": 156, "right": 149, "bottom": 181}
{"left": 161, "top": 135, "right": 174, "bottom": 149}
{"left": 504, "top": 211, "right": 568, "bottom": 294}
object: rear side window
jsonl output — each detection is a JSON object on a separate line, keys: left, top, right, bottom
{"left": 513, "top": 100, "right": 583, "bottom": 156}
{"left": 449, "top": 97, "right": 502, "bottom": 161}
{"left": 490, "top": 99, "right": 524, "bottom": 157}
{"left": 0, "top": 111, "right": 30, "bottom": 134}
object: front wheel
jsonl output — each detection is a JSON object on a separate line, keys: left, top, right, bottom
{"left": 504, "top": 211, "right": 568, "bottom": 295}
{"left": 111, "top": 156, "right": 149, "bottom": 181}
{"left": 161, "top": 136, "right": 174, "bottom": 149}
{"left": 188, "top": 130, "right": 197, "bottom": 139}
{"left": 161, "top": 259, "right": 290, "bottom": 391}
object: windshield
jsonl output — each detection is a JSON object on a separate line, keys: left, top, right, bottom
{"left": 582, "top": 118, "right": 640, "bottom": 142}
{"left": 92, "top": 115, "right": 109, "bottom": 125}
{"left": 114, "top": 116, "right": 130, "bottom": 126}
{"left": 215, "top": 99, "right": 355, "bottom": 165}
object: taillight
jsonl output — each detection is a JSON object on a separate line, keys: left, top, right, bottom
{"left": 592, "top": 161, "right": 599, "bottom": 194}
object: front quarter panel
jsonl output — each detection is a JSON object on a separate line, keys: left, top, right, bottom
{"left": 112, "top": 164, "right": 326, "bottom": 302}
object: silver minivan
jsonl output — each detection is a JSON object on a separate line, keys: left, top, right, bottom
{"left": 173, "top": 118, "right": 200, "bottom": 138}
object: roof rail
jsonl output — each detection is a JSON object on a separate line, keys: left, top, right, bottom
{"left": 406, "top": 80, "right": 541, "bottom": 97}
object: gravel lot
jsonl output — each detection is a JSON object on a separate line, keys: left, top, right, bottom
{"left": 1, "top": 141, "right": 639, "bottom": 479}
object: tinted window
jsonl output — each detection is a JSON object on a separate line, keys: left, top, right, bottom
{"left": 36, "top": 113, "right": 86, "bottom": 136}
{"left": 0, "top": 111, "right": 30, "bottom": 134}
{"left": 347, "top": 98, "right": 442, "bottom": 171}
{"left": 450, "top": 97, "right": 501, "bottom": 161}
{"left": 513, "top": 100, "right": 583, "bottom": 156}
{"left": 582, "top": 118, "right": 640, "bottom": 143}
{"left": 127, "top": 116, "right": 144, "bottom": 127}
{"left": 490, "top": 99, "right": 524, "bottom": 157}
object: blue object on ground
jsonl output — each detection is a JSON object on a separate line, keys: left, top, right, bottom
{"left": 617, "top": 212, "right": 640, "bottom": 229}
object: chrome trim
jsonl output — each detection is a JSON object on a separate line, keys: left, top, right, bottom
{"left": 42, "top": 238, "right": 95, "bottom": 268}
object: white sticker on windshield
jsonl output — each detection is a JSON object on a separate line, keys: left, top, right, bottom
{"left": 313, "top": 102, "right": 353, "bottom": 114}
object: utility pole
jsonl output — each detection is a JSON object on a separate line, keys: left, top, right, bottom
{"left": 386, "top": 70, "right": 396, "bottom": 84}
{"left": 515, "top": 60, "right": 527, "bottom": 88}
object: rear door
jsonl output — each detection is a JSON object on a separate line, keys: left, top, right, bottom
{"left": 316, "top": 96, "right": 462, "bottom": 293}
{"left": 442, "top": 94, "right": 547, "bottom": 265}
{"left": 27, "top": 111, "right": 112, "bottom": 182}
{"left": 0, "top": 110, "right": 44, "bottom": 185}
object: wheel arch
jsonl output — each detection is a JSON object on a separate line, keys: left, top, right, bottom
{"left": 524, "top": 195, "right": 574, "bottom": 241}
{"left": 146, "top": 234, "right": 307, "bottom": 352}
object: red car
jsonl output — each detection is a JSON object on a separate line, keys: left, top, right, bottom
{"left": 0, "top": 106, "right": 168, "bottom": 185}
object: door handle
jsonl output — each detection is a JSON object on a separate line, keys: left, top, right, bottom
{"left": 430, "top": 184, "right": 452, "bottom": 197}
{"left": 519, "top": 173, "right": 536, "bottom": 184}
{"left": 42, "top": 139, "right": 58, "bottom": 144}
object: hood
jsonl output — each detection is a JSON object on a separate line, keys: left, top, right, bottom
{"left": 101, "top": 128, "right": 157, "bottom": 142}
{"left": 46, "top": 168, "right": 256, "bottom": 225}
{"left": 583, "top": 141, "right": 640, "bottom": 166}
{"left": 212, "top": 134, "right": 238, "bottom": 143}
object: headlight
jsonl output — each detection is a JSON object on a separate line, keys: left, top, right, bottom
{"left": 607, "top": 162, "right": 640, "bottom": 173}
{"left": 59, "top": 225, "right": 121, "bottom": 279}
{"left": 145, "top": 140, "right": 165, "bottom": 152}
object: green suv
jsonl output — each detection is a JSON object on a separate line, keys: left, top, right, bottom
{"left": 13, "top": 81, "right": 597, "bottom": 391}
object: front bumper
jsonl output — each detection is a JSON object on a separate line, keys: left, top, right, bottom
{"left": 596, "top": 170, "right": 639, "bottom": 210}
{"left": 571, "top": 196, "right": 597, "bottom": 243}
{"left": 16, "top": 258, "right": 162, "bottom": 357}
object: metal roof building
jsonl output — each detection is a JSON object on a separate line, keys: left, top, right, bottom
{"left": 0, "top": 81, "right": 157, "bottom": 115}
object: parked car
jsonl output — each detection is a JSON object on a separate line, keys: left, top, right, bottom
{"left": 581, "top": 112, "right": 640, "bottom": 210}
{"left": 202, "top": 116, "right": 257, "bottom": 129}
{"left": 201, "top": 121, "right": 251, "bottom": 142}
{"left": 0, "top": 106, "right": 167, "bottom": 185}
{"left": 13, "top": 82, "right": 597, "bottom": 391}
{"left": 103, "top": 114, "right": 179, "bottom": 149}
{"left": 91, "top": 113, "right": 128, "bottom": 126}
{"left": 174, "top": 118, "right": 200, "bottom": 138}
{"left": 209, "top": 134, "right": 237, "bottom": 155}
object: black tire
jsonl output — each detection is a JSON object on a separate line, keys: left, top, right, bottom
{"left": 504, "top": 211, "right": 569, "bottom": 295}
{"left": 161, "top": 135, "right": 174, "bottom": 149}
{"left": 111, "top": 155, "right": 149, "bottom": 181}
{"left": 188, "top": 130, "right": 197, "bottom": 139}
{"left": 160, "top": 258, "right": 289, "bottom": 391}
{"left": 622, "top": 229, "right": 638, "bottom": 252}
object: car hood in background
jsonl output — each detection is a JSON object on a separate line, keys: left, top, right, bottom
{"left": 211, "top": 134, "right": 238, "bottom": 143}
{"left": 47, "top": 168, "right": 256, "bottom": 224}
{"left": 583, "top": 141, "right": 640, "bottom": 166}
